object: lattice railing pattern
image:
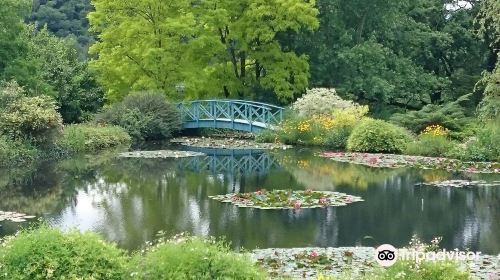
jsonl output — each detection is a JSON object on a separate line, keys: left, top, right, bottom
{"left": 177, "top": 100, "right": 284, "bottom": 131}
{"left": 176, "top": 153, "right": 277, "bottom": 175}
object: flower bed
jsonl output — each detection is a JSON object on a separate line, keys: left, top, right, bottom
{"left": 209, "top": 189, "right": 363, "bottom": 209}
{"left": 320, "top": 152, "right": 500, "bottom": 174}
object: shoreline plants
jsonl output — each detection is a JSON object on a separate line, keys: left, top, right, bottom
{"left": 0, "top": 227, "right": 265, "bottom": 280}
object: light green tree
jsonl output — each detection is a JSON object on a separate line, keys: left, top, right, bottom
{"left": 88, "top": 0, "right": 318, "bottom": 102}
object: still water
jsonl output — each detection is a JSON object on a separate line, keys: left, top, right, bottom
{"left": 1, "top": 147, "right": 499, "bottom": 254}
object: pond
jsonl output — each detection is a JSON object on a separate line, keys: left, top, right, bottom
{"left": 1, "top": 146, "right": 500, "bottom": 255}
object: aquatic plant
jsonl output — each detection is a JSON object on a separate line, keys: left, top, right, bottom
{"left": 209, "top": 189, "right": 363, "bottom": 209}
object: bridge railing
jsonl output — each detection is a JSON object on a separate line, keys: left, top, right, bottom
{"left": 176, "top": 100, "right": 283, "bottom": 130}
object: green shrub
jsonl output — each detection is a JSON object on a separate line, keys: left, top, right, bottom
{"left": 405, "top": 135, "right": 457, "bottom": 158}
{"left": 129, "top": 236, "right": 266, "bottom": 280}
{"left": 0, "top": 80, "right": 24, "bottom": 108}
{"left": 390, "top": 95, "right": 471, "bottom": 134}
{"left": 323, "top": 126, "right": 353, "bottom": 149}
{"left": 347, "top": 118, "right": 412, "bottom": 153}
{"left": 353, "top": 261, "right": 470, "bottom": 280}
{"left": 255, "top": 129, "right": 277, "bottom": 143}
{"left": 0, "top": 135, "right": 40, "bottom": 167}
{"left": 57, "top": 124, "right": 132, "bottom": 154}
{"left": 0, "top": 95, "right": 63, "bottom": 147}
{"left": 97, "top": 92, "right": 181, "bottom": 142}
{"left": 454, "top": 119, "right": 500, "bottom": 162}
{"left": 0, "top": 227, "right": 128, "bottom": 280}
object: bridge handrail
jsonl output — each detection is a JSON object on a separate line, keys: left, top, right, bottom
{"left": 177, "top": 99, "right": 284, "bottom": 111}
{"left": 176, "top": 99, "right": 284, "bottom": 131}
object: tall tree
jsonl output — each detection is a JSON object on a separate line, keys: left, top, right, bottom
{"left": 1, "top": 0, "right": 103, "bottom": 123}
{"left": 476, "top": 0, "right": 500, "bottom": 119}
{"left": 88, "top": 0, "right": 318, "bottom": 102}
{"left": 29, "top": 0, "right": 94, "bottom": 58}
{"left": 0, "top": 0, "right": 30, "bottom": 76}
{"left": 6, "top": 26, "right": 103, "bottom": 122}
{"left": 282, "top": 0, "right": 488, "bottom": 114}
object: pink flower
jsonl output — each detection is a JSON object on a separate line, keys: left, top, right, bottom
{"left": 255, "top": 190, "right": 263, "bottom": 195}
{"left": 293, "top": 201, "right": 302, "bottom": 209}
{"left": 368, "top": 157, "right": 378, "bottom": 165}
{"left": 345, "top": 196, "right": 353, "bottom": 203}
{"left": 319, "top": 197, "right": 329, "bottom": 205}
{"left": 310, "top": 251, "right": 319, "bottom": 257}
{"left": 468, "top": 167, "right": 477, "bottom": 172}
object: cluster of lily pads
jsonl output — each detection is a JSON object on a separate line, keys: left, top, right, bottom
{"left": 252, "top": 247, "right": 500, "bottom": 279}
{"left": 0, "top": 211, "right": 35, "bottom": 223}
{"left": 119, "top": 150, "right": 205, "bottom": 158}
{"left": 416, "top": 180, "right": 500, "bottom": 188}
{"left": 209, "top": 189, "right": 363, "bottom": 209}
{"left": 253, "top": 247, "right": 376, "bottom": 279}
{"left": 320, "top": 152, "right": 500, "bottom": 174}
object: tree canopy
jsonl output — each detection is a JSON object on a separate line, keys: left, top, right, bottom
{"left": 29, "top": 0, "right": 94, "bottom": 58}
{"left": 88, "top": 0, "right": 319, "bottom": 102}
{"left": 282, "top": 0, "right": 489, "bottom": 115}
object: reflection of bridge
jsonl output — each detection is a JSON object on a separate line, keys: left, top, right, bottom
{"left": 176, "top": 148, "right": 278, "bottom": 175}
{"left": 177, "top": 100, "right": 284, "bottom": 133}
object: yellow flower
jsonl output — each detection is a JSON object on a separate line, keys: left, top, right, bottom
{"left": 421, "top": 124, "right": 449, "bottom": 136}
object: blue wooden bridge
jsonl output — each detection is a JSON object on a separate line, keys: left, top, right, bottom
{"left": 177, "top": 100, "right": 284, "bottom": 133}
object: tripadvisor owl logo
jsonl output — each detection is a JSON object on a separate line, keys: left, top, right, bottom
{"left": 375, "top": 244, "right": 397, "bottom": 267}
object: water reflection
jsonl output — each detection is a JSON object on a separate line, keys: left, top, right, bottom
{"left": 0, "top": 148, "right": 499, "bottom": 254}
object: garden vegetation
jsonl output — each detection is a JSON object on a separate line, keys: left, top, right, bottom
{"left": 0, "top": 227, "right": 266, "bottom": 280}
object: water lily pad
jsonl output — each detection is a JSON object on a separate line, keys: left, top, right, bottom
{"left": 0, "top": 211, "right": 36, "bottom": 223}
{"left": 252, "top": 247, "right": 500, "bottom": 280}
{"left": 320, "top": 152, "right": 500, "bottom": 174}
{"left": 416, "top": 180, "right": 500, "bottom": 188}
{"left": 119, "top": 150, "right": 205, "bottom": 158}
{"left": 209, "top": 189, "right": 363, "bottom": 209}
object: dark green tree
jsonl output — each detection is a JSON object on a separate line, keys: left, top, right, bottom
{"left": 29, "top": 0, "right": 94, "bottom": 58}
{"left": 282, "top": 0, "right": 489, "bottom": 115}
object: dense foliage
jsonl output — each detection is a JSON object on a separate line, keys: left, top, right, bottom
{"left": 454, "top": 119, "right": 500, "bottom": 162}
{"left": 0, "top": 136, "right": 40, "bottom": 167}
{"left": 476, "top": 0, "right": 500, "bottom": 120}
{"left": 29, "top": 0, "right": 94, "bottom": 57}
{"left": 96, "top": 92, "right": 181, "bottom": 142}
{"left": 57, "top": 124, "right": 131, "bottom": 154}
{"left": 0, "top": 89, "right": 63, "bottom": 147}
{"left": 88, "top": 0, "right": 319, "bottom": 102}
{"left": 1, "top": 1, "right": 103, "bottom": 124}
{"left": 129, "top": 235, "right": 266, "bottom": 280}
{"left": 285, "top": 0, "right": 489, "bottom": 115}
{"left": 405, "top": 135, "right": 457, "bottom": 158}
{"left": 0, "top": 227, "right": 128, "bottom": 280}
{"left": 350, "top": 261, "right": 471, "bottom": 280}
{"left": 347, "top": 119, "right": 412, "bottom": 153}
{"left": 390, "top": 95, "right": 471, "bottom": 134}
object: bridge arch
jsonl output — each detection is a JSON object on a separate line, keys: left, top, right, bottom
{"left": 177, "top": 100, "right": 284, "bottom": 133}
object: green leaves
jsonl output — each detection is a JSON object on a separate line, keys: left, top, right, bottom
{"left": 89, "top": 0, "right": 319, "bottom": 102}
